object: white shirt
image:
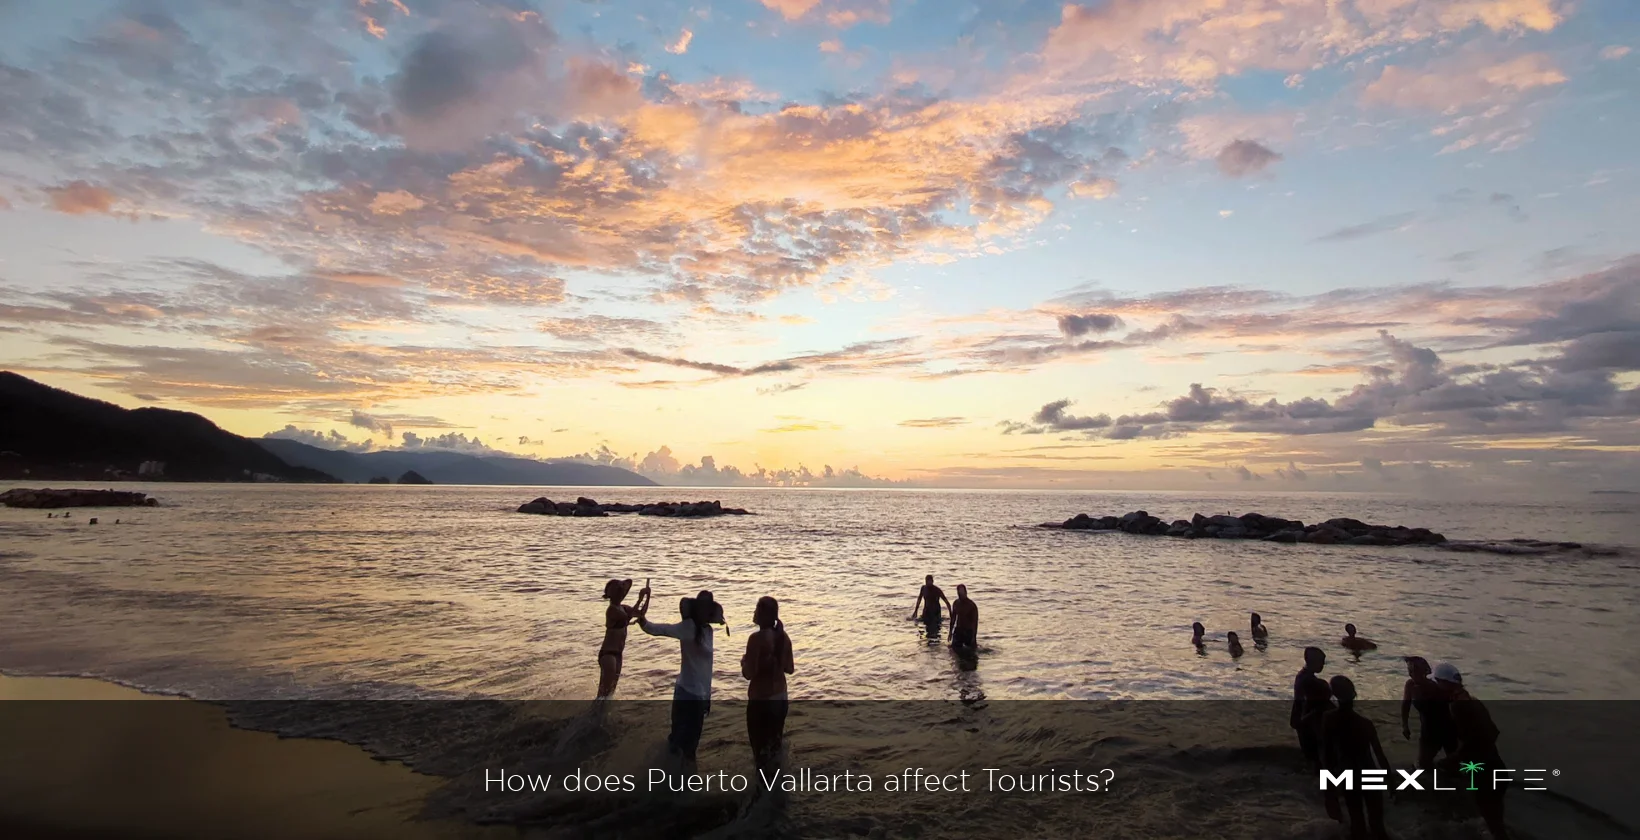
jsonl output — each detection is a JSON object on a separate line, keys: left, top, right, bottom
{"left": 641, "top": 618, "right": 715, "bottom": 698}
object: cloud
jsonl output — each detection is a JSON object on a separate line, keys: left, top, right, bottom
{"left": 1057, "top": 313, "right": 1124, "bottom": 338}
{"left": 759, "top": 0, "right": 822, "bottom": 20}
{"left": 45, "top": 181, "right": 122, "bottom": 215}
{"left": 1314, "top": 212, "right": 1417, "bottom": 243}
{"left": 390, "top": 18, "right": 556, "bottom": 150}
{"left": 539, "top": 316, "right": 667, "bottom": 343}
{"left": 666, "top": 29, "right": 693, "bottom": 55}
{"left": 348, "top": 409, "right": 395, "bottom": 439}
{"left": 1005, "top": 325, "right": 1640, "bottom": 444}
{"left": 263, "top": 425, "right": 375, "bottom": 453}
{"left": 1215, "top": 140, "right": 1281, "bottom": 178}
{"left": 1601, "top": 46, "right": 1632, "bottom": 61}
{"left": 621, "top": 348, "right": 798, "bottom": 377}
{"left": 1362, "top": 53, "right": 1566, "bottom": 112}
{"left": 1031, "top": 399, "right": 1112, "bottom": 431}
{"left": 1069, "top": 177, "right": 1118, "bottom": 199}
{"left": 399, "top": 430, "right": 511, "bottom": 456}
{"left": 900, "top": 417, "right": 968, "bottom": 429}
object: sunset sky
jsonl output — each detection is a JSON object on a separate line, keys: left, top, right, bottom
{"left": 2, "top": 0, "right": 1637, "bottom": 488}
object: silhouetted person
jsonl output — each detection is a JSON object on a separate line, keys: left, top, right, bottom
{"left": 1191, "top": 621, "right": 1207, "bottom": 655}
{"left": 1341, "top": 623, "right": 1377, "bottom": 651}
{"left": 1436, "top": 663, "right": 1510, "bottom": 840}
{"left": 1400, "top": 656, "right": 1455, "bottom": 769}
{"left": 1251, "top": 612, "right": 1269, "bottom": 641}
{"left": 596, "top": 578, "right": 649, "bottom": 698}
{"left": 950, "top": 585, "right": 978, "bottom": 652}
{"left": 742, "top": 596, "right": 794, "bottom": 773}
{"left": 1322, "top": 676, "right": 1391, "bottom": 840}
{"left": 1292, "top": 647, "right": 1333, "bottom": 768}
{"left": 910, "top": 575, "right": 951, "bottom": 635}
{"left": 639, "top": 590, "right": 726, "bottom": 762}
{"left": 1227, "top": 631, "right": 1244, "bottom": 658}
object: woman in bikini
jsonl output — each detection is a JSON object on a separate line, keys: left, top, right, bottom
{"left": 597, "top": 578, "right": 649, "bottom": 698}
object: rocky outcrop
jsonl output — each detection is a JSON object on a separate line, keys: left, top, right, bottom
{"left": 516, "top": 496, "right": 751, "bottom": 518}
{"left": 397, "top": 470, "right": 433, "bottom": 485}
{"left": 0, "top": 488, "right": 159, "bottom": 508}
{"left": 1046, "top": 510, "right": 1446, "bottom": 546}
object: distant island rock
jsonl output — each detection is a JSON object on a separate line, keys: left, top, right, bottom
{"left": 1043, "top": 510, "right": 1447, "bottom": 546}
{"left": 517, "top": 496, "right": 750, "bottom": 517}
{"left": 398, "top": 470, "right": 433, "bottom": 485}
{"left": 0, "top": 372, "right": 336, "bottom": 483}
{"left": 1, "top": 488, "right": 159, "bottom": 509}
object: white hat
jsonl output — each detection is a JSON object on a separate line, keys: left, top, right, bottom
{"left": 1433, "top": 662, "right": 1463, "bottom": 684}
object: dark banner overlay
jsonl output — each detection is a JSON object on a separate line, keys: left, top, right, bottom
{"left": 1, "top": 701, "right": 1634, "bottom": 839}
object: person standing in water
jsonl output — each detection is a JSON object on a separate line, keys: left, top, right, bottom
{"left": 1400, "top": 656, "right": 1455, "bottom": 769}
{"left": 1321, "top": 675, "right": 1392, "bottom": 840}
{"left": 1291, "top": 647, "right": 1334, "bottom": 769}
{"left": 910, "top": 575, "right": 951, "bottom": 636}
{"left": 950, "top": 585, "right": 979, "bottom": 653}
{"left": 597, "top": 578, "right": 650, "bottom": 698}
{"left": 1436, "top": 663, "right": 1510, "bottom": 840}
{"left": 1191, "top": 622, "right": 1207, "bottom": 654}
{"left": 639, "top": 590, "right": 726, "bottom": 763}
{"left": 1341, "top": 623, "right": 1378, "bottom": 651}
{"left": 1250, "top": 612, "right": 1269, "bottom": 642}
{"left": 1227, "top": 632, "right": 1245, "bottom": 658}
{"left": 741, "top": 596, "right": 795, "bottom": 773}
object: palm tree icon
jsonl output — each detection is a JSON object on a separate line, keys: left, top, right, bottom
{"left": 1459, "top": 761, "right": 1485, "bottom": 791}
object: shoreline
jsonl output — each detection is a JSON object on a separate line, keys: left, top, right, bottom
{"left": 0, "top": 674, "right": 513, "bottom": 840}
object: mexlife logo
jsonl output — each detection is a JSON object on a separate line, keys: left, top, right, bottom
{"left": 1319, "top": 764, "right": 1558, "bottom": 792}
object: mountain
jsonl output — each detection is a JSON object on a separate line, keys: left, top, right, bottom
{"left": 257, "top": 438, "right": 658, "bottom": 486}
{"left": 0, "top": 372, "right": 336, "bottom": 482}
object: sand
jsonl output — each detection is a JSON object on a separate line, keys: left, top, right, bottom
{"left": 0, "top": 675, "right": 513, "bottom": 840}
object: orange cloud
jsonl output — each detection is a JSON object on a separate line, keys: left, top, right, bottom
{"left": 1363, "top": 53, "right": 1566, "bottom": 111}
{"left": 45, "top": 181, "right": 121, "bottom": 216}
{"left": 759, "top": 0, "right": 822, "bottom": 20}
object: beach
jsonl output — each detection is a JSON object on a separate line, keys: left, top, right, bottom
{"left": 0, "top": 674, "right": 509, "bottom": 840}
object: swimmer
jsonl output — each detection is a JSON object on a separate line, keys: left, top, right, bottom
{"left": 1251, "top": 612, "right": 1269, "bottom": 640}
{"left": 910, "top": 575, "right": 951, "bottom": 633}
{"left": 1227, "top": 631, "right": 1245, "bottom": 657}
{"left": 1191, "top": 622, "right": 1206, "bottom": 645}
{"left": 1341, "top": 623, "right": 1377, "bottom": 651}
{"left": 950, "top": 584, "right": 978, "bottom": 652}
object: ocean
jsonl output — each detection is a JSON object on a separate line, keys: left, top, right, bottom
{"left": 2, "top": 483, "right": 1636, "bottom": 838}
{"left": 1, "top": 483, "right": 1635, "bottom": 702}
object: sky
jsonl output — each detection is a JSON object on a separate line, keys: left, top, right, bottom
{"left": 1, "top": 0, "right": 1638, "bottom": 490}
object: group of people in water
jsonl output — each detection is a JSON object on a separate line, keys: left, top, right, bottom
{"left": 593, "top": 574, "right": 976, "bottom": 770}
{"left": 597, "top": 579, "right": 1508, "bottom": 838}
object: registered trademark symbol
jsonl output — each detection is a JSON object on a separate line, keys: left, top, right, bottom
{"left": 1553, "top": 769, "right": 1561, "bottom": 776}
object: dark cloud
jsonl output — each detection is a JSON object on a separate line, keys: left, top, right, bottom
{"left": 390, "top": 18, "right": 556, "bottom": 149}
{"left": 1056, "top": 312, "right": 1124, "bottom": 337}
{"left": 1215, "top": 140, "right": 1281, "bottom": 177}
{"left": 1031, "top": 399, "right": 1112, "bottom": 430}
{"left": 620, "top": 348, "right": 799, "bottom": 376}
{"left": 348, "top": 410, "right": 395, "bottom": 439}
{"left": 1004, "top": 328, "right": 1640, "bottom": 442}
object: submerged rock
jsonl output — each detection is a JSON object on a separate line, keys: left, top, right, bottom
{"left": 516, "top": 498, "right": 750, "bottom": 518}
{"left": 1040, "top": 508, "right": 1450, "bottom": 547}
{"left": 0, "top": 488, "right": 158, "bottom": 509}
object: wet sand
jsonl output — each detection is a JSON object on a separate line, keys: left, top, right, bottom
{"left": 0, "top": 675, "right": 512, "bottom": 840}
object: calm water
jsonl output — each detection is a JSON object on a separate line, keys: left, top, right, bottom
{"left": 2, "top": 483, "right": 1636, "bottom": 702}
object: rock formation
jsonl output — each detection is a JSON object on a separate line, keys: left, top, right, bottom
{"left": 1044, "top": 510, "right": 1447, "bottom": 546}
{"left": 0, "top": 488, "right": 159, "bottom": 508}
{"left": 516, "top": 496, "right": 751, "bottom": 518}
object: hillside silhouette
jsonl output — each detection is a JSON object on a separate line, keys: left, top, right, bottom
{"left": 0, "top": 372, "right": 335, "bottom": 482}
